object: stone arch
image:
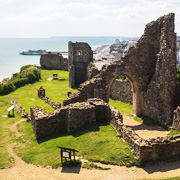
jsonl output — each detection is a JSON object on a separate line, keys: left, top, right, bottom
{"left": 64, "top": 13, "right": 176, "bottom": 125}
{"left": 107, "top": 71, "right": 140, "bottom": 115}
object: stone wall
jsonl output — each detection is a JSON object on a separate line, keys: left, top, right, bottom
{"left": 11, "top": 100, "right": 28, "bottom": 118}
{"left": 110, "top": 79, "right": 132, "bottom": 104}
{"left": 37, "top": 86, "right": 61, "bottom": 109}
{"left": 68, "top": 41, "right": 93, "bottom": 87}
{"left": 40, "top": 52, "right": 68, "bottom": 71}
{"left": 31, "top": 107, "right": 66, "bottom": 139}
{"left": 112, "top": 116, "right": 180, "bottom": 162}
{"left": 63, "top": 13, "right": 177, "bottom": 126}
{"left": 172, "top": 106, "right": 180, "bottom": 130}
{"left": 31, "top": 99, "right": 122, "bottom": 139}
{"left": 87, "top": 62, "right": 100, "bottom": 80}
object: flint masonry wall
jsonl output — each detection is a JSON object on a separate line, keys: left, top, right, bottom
{"left": 31, "top": 107, "right": 66, "bottom": 139}
{"left": 87, "top": 62, "right": 100, "bottom": 80}
{"left": 11, "top": 100, "right": 28, "bottom": 118}
{"left": 112, "top": 117, "right": 180, "bottom": 162}
{"left": 68, "top": 42, "right": 93, "bottom": 87}
{"left": 172, "top": 107, "right": 180, "bottom": 130}
{"left": 64, "top": 13, "right": 177, "bottom": 126}
{"left": 110, "top": 79, "right": 132, "bottom": 104}
{"left": 40, "top": 52, "right": 68, "bottom": 71}
{"left": 31, "top": 99, "right": 121, "bottom": 139}
{"left": 37, "top": 86, "right": 61, "bottom": 109}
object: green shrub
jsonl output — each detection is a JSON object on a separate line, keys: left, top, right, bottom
{"left": 11, "top": 78, "right": 29, "bottom": 88}
{"left": 2, "top": 78, "right": 9, "bottom": 83}
{"left": 0, "top": 66, "right": 41, "bottom": 95}
{"left": 20, "top": 65, "right": 33, "bottom": 72}
{"left": 2, "top": 82, "right": 16, "bottom": 93}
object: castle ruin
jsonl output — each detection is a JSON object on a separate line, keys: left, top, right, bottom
{"left": 64, "top": 13, "right": 177, "bottom": 126}
{"left": 68, "top": 41, "right": 93, "bottom": 87}
{"left": 26, "top": 13, "right": 180, "bottom": 162}
{"left": 40, "top": 52, "right": 68, "bottom": 71}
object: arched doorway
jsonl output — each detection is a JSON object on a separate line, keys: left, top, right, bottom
{"left": 107, "top": 72, "right": 143, "bottom": 116}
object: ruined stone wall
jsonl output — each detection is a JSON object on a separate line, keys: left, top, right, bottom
{"left": 31, "top": 107, "right": 66, "bottom": 139}
{"left": 31, "top": 99, "right": 122, "bottom": 139}
{"left": 110, "top": 79, "right": 132, "bottom": 104}
{"left": 64, "top": 13, "right": 177, "bottom": 126}
{"left": 68, "top": 42, "right": 93, "bottom": 87}
{"left": 112, "top": 117, "right": 180, "bottom": 162}
{"left": 172, "top": 106, "right": 180, "bottom": 130}
{"left": 87, "top": 62, "right": 100, "bottom": 80}
{"left": 37, "top": 86, "right": 61, "bottom": 109}
{"left": 40, "top": 52, "right": 68, "bottom": 71}
{"left": 11, "top": 100, "right": 28, "bottom": 118}
{"left": 142, "top": 13, "right": 177, "bottom": 125}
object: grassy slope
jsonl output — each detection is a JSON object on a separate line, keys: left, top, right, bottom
{"left": 0, "top": 69, "right": 180, "bottom": 179}
{"left": 0, "top": 69, "right": 140, "bottom": 169}
{"left": 0, "top": 70, "right": 77, "bottom": 168}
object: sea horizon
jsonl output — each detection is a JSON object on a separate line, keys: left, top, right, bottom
{"left": 0, "top": 36, "right": 139, "bottom": 81}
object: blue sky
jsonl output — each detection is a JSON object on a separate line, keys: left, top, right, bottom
{"left": 0, "top": 0, "right": 180, "bottom": 37}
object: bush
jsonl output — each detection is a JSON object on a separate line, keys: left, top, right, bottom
{"left": 20, "top": 65, "right": 33, "bottom": 73}
{"left": 2, "top": 78, "right": 9, "bottom": 83}
{"left": 2, "top": 83, "right": 16, "bottom": 94}
{"left": 0, "top": 66, "right": 41, "bottom": 95}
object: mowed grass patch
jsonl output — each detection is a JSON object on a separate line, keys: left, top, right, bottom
{"left": 0, "top": 101, "right": 21, "bottom": 168}
{"left": 15, "top": 121, "right": 140, "bottom": 168}
{"left": 0, "top": 69, "right": 77, "bottom": 168}
{"left": 109, "top": 98, "right": 133, "bottom": 117}
{"left": 109, "top": 98, "right": 163, "bottom": 127}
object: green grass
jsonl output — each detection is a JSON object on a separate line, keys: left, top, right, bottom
{"left": 0, "top": 68, "right": 173, "bottom": 172}
{"left": 168, "top": 129, "right": 180, "bottom": 136}
{"left": 0, "top": 69, "right": 77, "bottom": 168}
{"left": 15, "top": 121, "right": 139, "bottom": 168}
{"left": 0, "top": 69, "right": 140, "bottom": 169}
{"left": 109, "top": 98, "right": 162, "bottom": 127}
{"left": 109, "top": 98, "right": 133, "bottom": 117}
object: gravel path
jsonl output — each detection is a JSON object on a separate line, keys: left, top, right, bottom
{"left": 1, "top": 119, "right": 180, "bottom": 180}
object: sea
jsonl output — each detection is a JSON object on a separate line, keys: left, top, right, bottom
{"left": 0, "top": 36, "right": 138, "bottom": 81}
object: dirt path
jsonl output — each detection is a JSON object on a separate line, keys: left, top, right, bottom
{"left": 123, "top": 115, "right": 169, "bottom": 139}
{"left": 1, "top": 119, "right": 180, "bottom": 180}
{"left": 10, "top": 119, "right": 26, "bottom": 138}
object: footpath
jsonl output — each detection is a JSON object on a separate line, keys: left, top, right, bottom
{"left": 0, "top": 119, "right": 180, "bottom": 180}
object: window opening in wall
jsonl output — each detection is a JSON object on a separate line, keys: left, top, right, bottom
{"left": 78, "top": 51, "right": 81, "bottom": 56}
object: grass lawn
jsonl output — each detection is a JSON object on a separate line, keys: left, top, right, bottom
{"left": 109, "top": 98, "right": 162, "bottom": 127}
{"left": 0, "top": 69, "right": 140, "bottom": 169}
{"left": 1, "top": 68, "right": 180, "bottom": 179}
{"left": 0, "top": 70, "right": 77, "bottom": 168}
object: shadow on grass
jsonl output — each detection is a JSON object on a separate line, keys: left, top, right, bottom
{"left": 37, "top": 122, "right": 109, "bottom": 144}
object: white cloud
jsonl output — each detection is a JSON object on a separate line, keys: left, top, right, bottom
{"left": 0, "top": 0, "right": 179, "bottom": 37}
